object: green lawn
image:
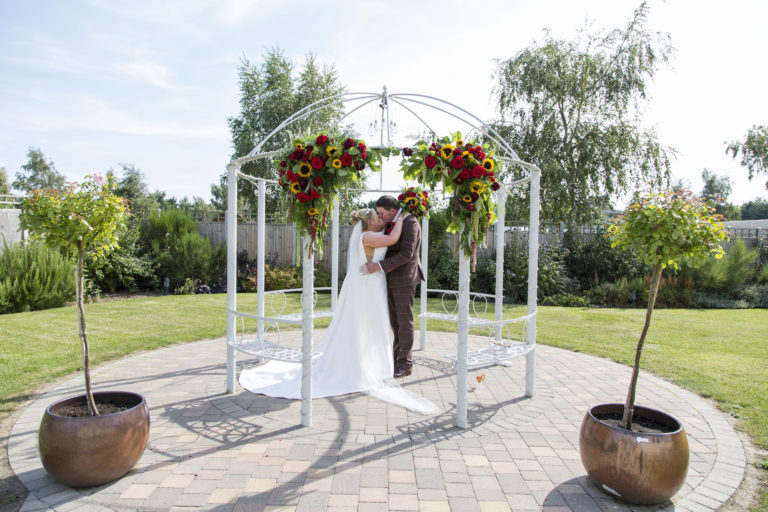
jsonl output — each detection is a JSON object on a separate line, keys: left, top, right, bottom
{"left": 1, "top": 294, "right": 765, "bottom": 448}
{"left": 1, "top": 294, "right": 766, "bottom": 507}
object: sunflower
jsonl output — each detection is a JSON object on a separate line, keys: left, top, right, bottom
{"left": 325, "top": 145, "right": 338, "bottom": 157}
{"left": 297, "top": 164, "right": 312, "bottom": 178}
{"left": 440, "top": 145, "right": 454, "bottom": 159}
{"left": 290, "top": 183, "right": 301, "bottom": 194}
{"left": 307, "top": 208, "right": 319, "bottom": 216}
{"left": 332, "top": 158, "right": 342, "bottom": 169}
{"left": 295, "top": 142, "right": 304, "bottom": 150}
{"left": 405, "top": 197, "right": 418, "bottom": 207}
{"left": 462, "top": 194, "right": 473, "bottom": 203}
{"left": 483, "top": 158, "right": 495, "bottom": 172}
{"left": 470, "top": 181, "right": 483, "bottom": 193}
{"left": 455, "top": 139, "right": 464, "bottom": 146}
{"left": 434, "top": 165, "right": 443, "bottom": 174}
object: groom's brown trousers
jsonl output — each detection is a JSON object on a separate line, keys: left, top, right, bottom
{"left": 388, "top": 284, "right": 417, "bottom": 371}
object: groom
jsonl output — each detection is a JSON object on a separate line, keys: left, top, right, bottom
{"left": 364, "top": 195, "right": 425, "bottom": 378}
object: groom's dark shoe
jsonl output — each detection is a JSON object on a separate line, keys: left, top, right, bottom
{"left": 394, "top": 367, "right": 412, "bottom": 378}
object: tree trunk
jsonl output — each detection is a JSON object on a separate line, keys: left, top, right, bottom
{"left": 621, "top": 263, "right": 662, "bottom": 430}
{"left": 77, "top": 248, "right": 99, "bottom": 416}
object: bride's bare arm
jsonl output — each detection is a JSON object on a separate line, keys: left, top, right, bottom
{"left": 363, "top": 217, "right": 403, "bottom": 248}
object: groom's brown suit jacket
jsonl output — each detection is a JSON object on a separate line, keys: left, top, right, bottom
{"left": 379, "top": 214, "right": 424, "bottom": 287}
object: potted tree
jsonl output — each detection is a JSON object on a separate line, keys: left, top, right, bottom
{"left": 579, "top": 189, "right": 727, "bottom": 505}
{"left": 20, "top": 174, "right": 150, "bottom": 488}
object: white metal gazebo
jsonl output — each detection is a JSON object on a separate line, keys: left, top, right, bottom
{"left": 224, "top": 88, "right": 541, "bottom": 429}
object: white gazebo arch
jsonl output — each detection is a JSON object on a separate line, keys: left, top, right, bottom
{"left": 224, "top": 88, "right": 541, "bottom": 428}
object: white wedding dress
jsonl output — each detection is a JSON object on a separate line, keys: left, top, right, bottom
{"left": 239, "top": 223, "right": 439, "bottom": 415}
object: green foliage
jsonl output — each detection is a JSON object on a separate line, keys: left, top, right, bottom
{"left": 427, "top": 244, "right": 459, "bottom": 291}
{"left": 263, "top": 264, "right": 303, "bottom": 291}
{"left": 541, "top": 293, "right": 589, "bottom": 307}
{"left": 12, "top": 147, "right": 65, "bottom": 193}
{"left": 692, "top": 292, "right": 749, "bottom": 309}
{"left": 173, "top": 278, "right": 199, "bottom": 295}
{"left": 492, "top": 3, "right": 673, "bottom": 224}
{"left": 224, "top": 49, "right": 346, "bottom": 214}
{"left": 727, "top": 124, "right": 768, "bottom": 188}
{"left": 0, "top": 166, "right": 9, "bottom": 195}
{"left": 692, "top": 240, "right": 757, "bottom": 294}
{"left": 143, "top": 209, "right": 225, "bottom": 289}
{"left": 740, "top": 285, "right": 768, "bottom": 308}
{"left": 564, "top": 229, "right": 645, "bottom": 289}
{"left": 20, "top": 174, "right": 127, "bottom": 262}
{"left": 0, "top": 242, "right": 75, "bottom": 314}
{"left": 586, "top": 277, "right": 647, "bottom": 308}
{"left": 608, "top": 189, "right": 727, "bottom": 270}
{"left": 741, "top": 199, "right": 768, "bottom": 220}
{"left": 88, "top": 220, "right": 156, "bottom": 293}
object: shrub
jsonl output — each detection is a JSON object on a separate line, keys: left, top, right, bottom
{"left": 88, "top": 221, "right": 156, "bottom": 293}
{"left": 0, "top": 241, "right": 75, "bottom": 313}
{"left": 143, "top": 209, "right": 225, "bottom": 289}
{"left": 564, "top": 229, "right": 645, "bottom": 289}
{"left": 541, "top": 293, "right": 589, "bottom": 307}
{"left": 426, "top": 244, "right": 459, "bottom": 291}
{"left": 684, "top": 239, "right": 757, "bottom": 296}
{"left": 692, "top": 292, "right": 749, "bottom": 309}
{"left": 740, "top": 284, "right": 768, "bottom": 308}
{"left": 174, "top": 277, "right": 199, "bottom": 295}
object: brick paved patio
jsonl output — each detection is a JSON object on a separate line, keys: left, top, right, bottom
{"left": 8, "top": 331, "right": 745, "bottom": 511}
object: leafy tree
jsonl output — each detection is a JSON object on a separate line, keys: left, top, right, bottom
{"left": 221, "top": 49, "right": 346, "bottom": 214}
{"left": 741, "top": 199, "right": 768, "bottom": 220}
{"left": 607, "top": 189, "right": 726, "bottom": 430}
{"left": 492, "top": 2, "right": 674, "bottom": 225}
{"left": 12, "top": 148, "right": 66, "bottom": 193}
{"left": 727, "top": 124, "right": 768, "bottom": 189}
{"left": 700, "top": 169, "right": 740, "bottom": 220}
{"left": 19, "top": 175, "right": 128, "bottom": 415}
{"left": 0, "top": 166, "right": 9, "bottom": 195}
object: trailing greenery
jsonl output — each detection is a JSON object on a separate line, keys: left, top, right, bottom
{"left": 0, "top": 241, "right": 75, "bottom": 313}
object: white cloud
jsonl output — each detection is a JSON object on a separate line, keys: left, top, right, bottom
{"left": 109, "top": 60, "right": 184, "bottom": 90}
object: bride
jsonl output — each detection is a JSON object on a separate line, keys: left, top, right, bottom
{"left": 239, "top": 208, "right": 439, "bottom": 415}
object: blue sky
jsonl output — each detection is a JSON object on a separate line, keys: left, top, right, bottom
{"left": 1, "top": 0, "right": 767, "bottom": 206}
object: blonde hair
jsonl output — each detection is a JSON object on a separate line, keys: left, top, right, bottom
{"left": 350, "top": 208, "right": 378, "bottom": 230}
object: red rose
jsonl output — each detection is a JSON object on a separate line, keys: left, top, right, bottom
{"left": 313, "top": 176, "right": 323, "bottom": 186}
{"left": 422, "top": 200, "right": 427, "bottom": 206}
{"left": 424, "top": 155, "right": 437, "bottom": 168}
{"left": 477, "top": 150, "right": 485, "bottom": 160}
{"left": 311, "top": 156, "right": 324, "bottom": 169}
{"left": 450, "top": 155, "right": 464, "bottom": 169}
{"left": 423, "top": 191, "right": 428, "bottom": 197}
{"left": 453, "top": 148, "right": 462, "bottom": 155}
{"left": 298, "top": 178, "right": 308, "bottom": 188}
{"left": 472, "top": 166, "right": 484, "bottom": 178}
{"left": 296, "top": 193, "right": 310, "bottom": 203}
{"left": 358, "top": 142, "right": 366, "bottom": 150}
{"left": 471, "top": 192, "right": 479, "bottom": 201}
{"left": 408, "top": 191, "right": 416, "bottom": 197}
{"left": 384, "top": 222, "right": 395, "bottom": 235}
{"left": 355, "top": 160, "right": 366, "bottom": 170}
{"left": 460, "top": 168, "right": 472, "bottom": 179}
{"left": 491, "top": 182, "right": 501, "bottom": 191}
{"left": 315, "top": 135, "right": 329, "bottom": 145}
{"left": 361, "top": 150, "right": 367, "bottom": 159}
{"left": 340, "top": 153, "right": 353, "bottom": 166}
{"left": 343, "top": 138, "right": 355, "bottom": 149}
{"left": 309, "top": 189, "right": 321, "bottom": 199}
{"left": 467, "top": 203, "right": 476, "bottom": 211}
{"left": 402, "top": 147, "right": 413, "bottom": 156}
{"left": 280, "top": 160, "right": 287, "bottom": 167}
{"left": 289, "top": 153, "right": 297, "bottom": 162}
{"left": 398, "top": 194, "right": 406, "bottom": 200}
{"left": 287, "top": 170, "right": 298, "bottom": 183}
{"left": 278, "top": 169, "right": 285, "bottom": 177}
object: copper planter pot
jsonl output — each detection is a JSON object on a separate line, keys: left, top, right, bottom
{"left": 579, "top": 403, "right": 689, "bottom": 505}
{"left": 39, "top": 391, "right": 150, "bottom": 488}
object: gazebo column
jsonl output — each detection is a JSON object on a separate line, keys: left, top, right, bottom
{"left": 301, "top": 236, "right": 314, "bottom": 427}
{"left": 257, "top": 179, "right": 266, "bottom": 341}
{"left": 456, "top": 231, "right": 470, "bottom": 428}
{"left": 525, "top": 170, "right": 541, "bottom": 397}
{"left": 331, "top": 199, "right": 339, "bottom": 310}
{"left": 495, "top": 185, "right": 506, "bottom": 342}
{"left": 225, "top": 163, "right": 239, "bottom": 393}
{"left": 419, "top": 216, "right": 429, "bottom": 350}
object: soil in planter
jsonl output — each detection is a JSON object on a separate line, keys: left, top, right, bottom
{"left": 594, "top": 412, "right": 676, "bottom": 434}
{"left": 55, "top": 399, "right": 137, "bottom": 418}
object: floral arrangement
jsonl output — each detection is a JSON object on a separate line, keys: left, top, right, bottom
{"left": 277, "top": 133, "right": 384, "bottom": 255}
{"left": 400, "top": 132, "right": 501, "bottom": 263}
{"left": 397, "top": 186, "right": 431, "bottom": 219}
